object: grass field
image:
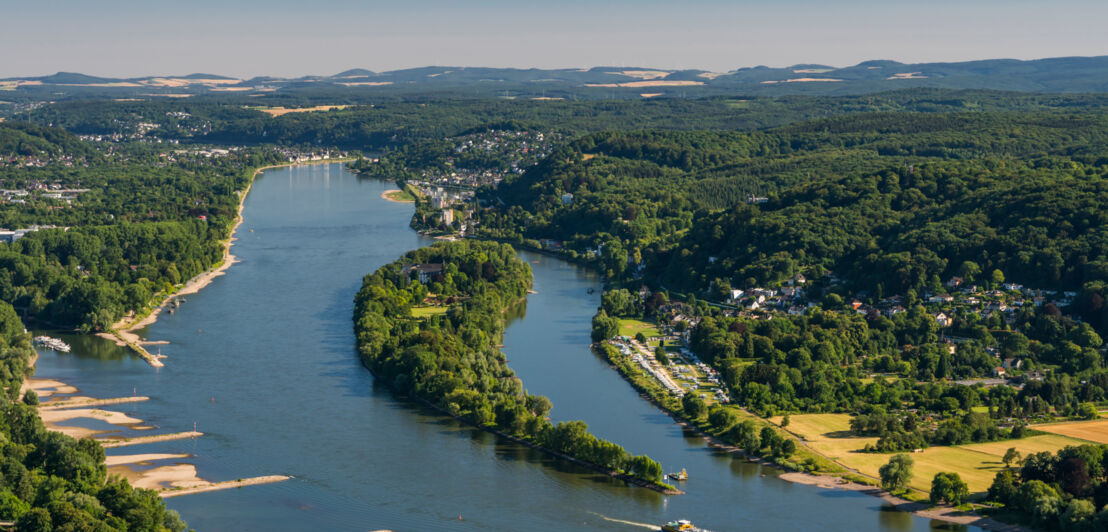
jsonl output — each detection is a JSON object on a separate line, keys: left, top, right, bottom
{"left": 618, "top": 318, "right": 660, "bottom": 339}
{"left": 776, "top": 413, "right": 1089, "bottom": 493}
{"left": 384, "top": 189, "right": 416, "bottom": 202}
{"left": 411, "top": 306, "right": 448, "bottom": 318}
{"left": 1034, "top": 419, "right": 1108, "bottom": 444}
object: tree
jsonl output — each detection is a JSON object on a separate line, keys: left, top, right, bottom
{"left": 781, "top": 414, "right": 790, "bottom": 428}
{"left": 930, "top": 472, "right": 969, "bottom": 506}
{"left": 682, "top": 393, "right": 707, "bottom": 420}
{"left": 879, "top": 454, "right": 914, "bottom": 492}
{"left": 987, "top": 469, "right": 1019, "bottom": 505}
{"left": 654, "top": 346, "right": 669, "bottom": 365}
{"left": 1002, "top": 447, "right": 1021, "bottom": 468}
{"left": 635, "top": 332, "right": 647, "bottom": 344}
{"left": 708, "top": 407, "right": 738, "bottom": 432}
{"left": 777, "top": 438, "right": 797, "bottom": 458}
{"left": 729, "top": 420, "right": 760, "bottom": 451}
{"left": 991, "top": 269, "right": 1005, "bottom": 286}
{"left": 1059, "top": 457, "right": 1092, "bottom": 497}
{"left": 1060, "top": 499, "right": 1095, "bottom": 532}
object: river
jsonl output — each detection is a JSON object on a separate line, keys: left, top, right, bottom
{"left": 32, "top": 163, "right": 971, "bottom": 531}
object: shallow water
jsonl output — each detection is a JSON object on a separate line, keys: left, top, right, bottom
{"left": 33, "top": 163, "right": 972, "bottom": 531}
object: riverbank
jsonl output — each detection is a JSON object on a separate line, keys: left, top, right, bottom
{"left": 409, "top": 395, "right": 684, "bottom": 496}
{"left": 27, "top": 363, "right": 286, "bottom": 497}
{"left": 591, "top": 341, "right": 1026, "bottom": 529}
{"left": 103, "top": 158, "right": 354, "bottom": 366}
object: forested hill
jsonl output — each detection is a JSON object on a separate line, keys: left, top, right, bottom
{"left": 655, "top": 113, "right": 1108, "bottom": 299}
{"left": 23, "top": 90, "right": 1108, "bottom": 151}
{"left": 4, "top": 55, "right": 1108, "bottom": 100}
{"left": 478, "top": 111, "right": 1108, "bottom": 272}
{"left": 0, "top": 122, "right": 96, "bottom": 159}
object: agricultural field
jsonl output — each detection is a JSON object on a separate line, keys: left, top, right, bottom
{"left": 777, "top": 413, "right": 1088, "bottom": 494}
{"left": 1033, "top": 419, "right": 1108, "bottom": 444}
{"left": 255, "top": 105, "right": 353, "bottom": 117}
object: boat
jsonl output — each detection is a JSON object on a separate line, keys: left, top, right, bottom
{"left": 32, "top": 335, "right": 71, "bottom": 353}
{"left": 661, "top": 519, "right": 702, "bottom": 532}
{"left": 667, "top": 468, "right": 688, "bottom": 481}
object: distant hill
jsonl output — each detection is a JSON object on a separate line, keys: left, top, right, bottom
{"left": 3, "top": 56, "right": 1108, "bottom": 99}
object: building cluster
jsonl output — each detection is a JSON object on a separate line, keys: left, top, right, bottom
{"left": 0, "top": 224, "right": 61, "bottom": 243}
{"left": 0, "top": 182, "right": 87, "bottom": 205}
{"left": 413, "top": 130, "right": 558, "bottom": 190}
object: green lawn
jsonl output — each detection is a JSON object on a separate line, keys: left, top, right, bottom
{"left": 411, "top": 306, "right": 448, "bottom": 318}
{"left": 618, "top": 318, "right": 661, "bottom": 338}
{"left": 385, "top": 189, "right": 417, "bottom": 202}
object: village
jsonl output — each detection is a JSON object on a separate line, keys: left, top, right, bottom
{"left": 406, "top": 129, "right": 559, "bottom": 191}
{"left": 600, "top": 268, "right": 1089, "bottom": 403}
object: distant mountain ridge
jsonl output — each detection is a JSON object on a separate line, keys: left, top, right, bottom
{"left": 3, "top": 56, "right": 1108, "bottom": 97}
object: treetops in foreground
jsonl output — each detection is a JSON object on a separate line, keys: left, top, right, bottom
{"left": 353, "top": 240, "right": 666, "bottom": 486}
{"left": 988, "top": 444, "right": 1108, "bottom": 531}
{"left": 0, "top": 301, "right": 184, "bottom": 530}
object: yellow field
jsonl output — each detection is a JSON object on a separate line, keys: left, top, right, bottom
{"left": 777, "top": 413, "right": 1088, "bottom": 493}
{"left": 257, "top": 105, "right": 352, "bottom": 117}
{"left": 1034, "top": 419, "right": 1108, "bottom": 444}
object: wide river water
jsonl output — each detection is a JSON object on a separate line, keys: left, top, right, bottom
{"left": 33, "top": 163, "right": 973, "bottom": 531}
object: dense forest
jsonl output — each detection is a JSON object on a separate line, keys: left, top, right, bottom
{"left": 353, "top": 241, "right": 668, "bottom": 487}
{"left": 24, "top": 90, "right": 1108, "bottom": 152}
{"left": 0, "top": 301, "right": 184, "bottom": 530}
{"left": 478, "top": 112, "right": 1108, "bottom": 291}
{"left": 0, "top": 122, "right": 283, "bottom": 331}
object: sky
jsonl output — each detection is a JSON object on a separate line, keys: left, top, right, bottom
{"left": 3, "top": 0, "right": 1107, "bottom": 78}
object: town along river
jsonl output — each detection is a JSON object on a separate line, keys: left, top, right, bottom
{"left": 31, "top": 163, "right": 974, "bottom": 531}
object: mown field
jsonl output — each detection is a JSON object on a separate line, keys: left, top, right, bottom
{"left": 1034, "top": 419, "right": 1108, "bottom": 444}
{"left": 776, "top": 413, "right": 1089, "bottom": 494}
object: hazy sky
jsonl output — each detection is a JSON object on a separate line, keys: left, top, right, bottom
{"left": 3, "top": 0, "right": 1107, "bottom": 78}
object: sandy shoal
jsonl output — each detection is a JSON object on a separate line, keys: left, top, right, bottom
{"left": 39, "top": 408, "right": 142, "bottom": 425}
{"left": 105, "top": 453, "right": 190, "bottom": 467}
{"left": 109, "top": 463, "right": 206, "bottom": 490}
{"left": 23, "top": 378, "right": 79, "bottom": 396}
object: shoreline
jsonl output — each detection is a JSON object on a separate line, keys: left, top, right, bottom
{"left": 407, "top": 393, "right": 684, "bottom": 496}
{"left": 591, "top": 343, "right": 1026, "bottom": 530}
{"left": 104, "top": 158, "right": 353, "bottom": 366}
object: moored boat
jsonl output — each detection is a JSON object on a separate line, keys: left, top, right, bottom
{"left": 667, "top": 468, "right": 688, "bottom": 481}
{"left": 32, "top": 335, "right": 71, "bottom": 353}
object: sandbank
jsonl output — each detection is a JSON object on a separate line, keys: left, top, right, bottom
{"left": 39, "top": 408, "right": 143, "bottom": 426}
{"left": 105, "top": 453, "right": 190, "bottom": 467}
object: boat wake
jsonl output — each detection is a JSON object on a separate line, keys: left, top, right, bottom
{"left": 588, "top": 511, "right": 661, "bottom": 530}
